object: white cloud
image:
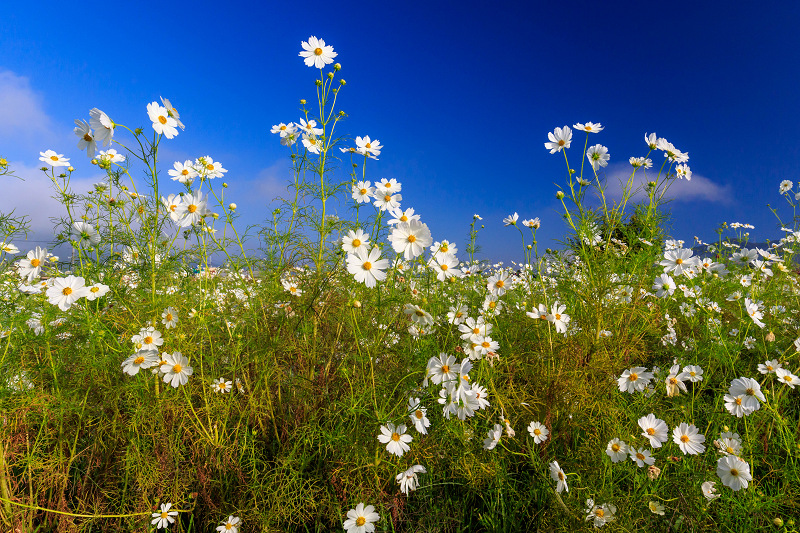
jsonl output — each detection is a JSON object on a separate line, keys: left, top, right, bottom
{"left": 0, "top": 161, "right": 105, "bottom": 244}
{"left": 0, "top": 70, "right": 58, "bottom": 149}
{"left": 601, "top": 162, "right": 733, "bottom": 205}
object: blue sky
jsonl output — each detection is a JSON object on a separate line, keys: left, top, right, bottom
{"left": 2, "top": 1, "right": 799, "bottom": 264}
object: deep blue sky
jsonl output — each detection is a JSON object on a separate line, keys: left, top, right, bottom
{"left": 2, "top": 1, "right": 799, "bottom": 263}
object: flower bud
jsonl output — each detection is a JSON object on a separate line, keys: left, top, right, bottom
{"left": 0, "top": 158, "right": 7, "bottom": 168}
{"left": 327, "top": 72, "right": 334, "bottom": 79}
{"left": 212, "top": 213, "right": 219, "bottom": 219}
{"left": 772, "top": 517, "right": 783, "bottom": 527}
{"left": 67, "top": 166, "right": 74, "bottom": 172}
{"left": 134, "top": 128, "right": 143, "bottom": 135}
{"left": 340, "top": 79, "right": 346, "bottom": 85}
{"left": 222, "top": 182, "right": 228, "bottom": 188}
{"left": 526, "top": 244, "right": 532, "bottom": 250}
{"left": 333, "top": 63, "right": 341, "bottom": 71}
{"left": 556, "top": 191, "right": 565, "bottom": 199}
{"left": 300, "top": 99, "right": 306, "bottom": 105}
{"left": 352, "top": 300, "right": 361, "bottom": 308}
{"left": 339, "top": 110, "right": 346, "bottom": 117}
{"left": 315, "top": 80, "right": 323, "bottom": 86}
{"left": 766, "top": 331, "right": 775, "bottom": 342}
{"left": 229, "top": 203, "right": 237, "bottom": 211}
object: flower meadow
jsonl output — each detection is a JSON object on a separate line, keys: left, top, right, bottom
{"left": 1, "top": 37, "right": 799, "bottom": 532}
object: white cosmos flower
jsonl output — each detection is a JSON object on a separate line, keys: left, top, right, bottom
{"left": 147, "top": 102, "right": 178, "bottom": 139}
{"left": 299, "top": 36, "right": 337, "bottom": 68}
{"left": 89, "top": 108, "right": 114, "bottom": 146}
{"left": 396, "top": 465, "right": 426, "bottom": 495}
{"left": 389, "top": 220, "right": 432, "bottom": 260}
{"left": 169, "top": 160, "right": 198, "bottom": 184}
{"left": 673, "top": 423, "right": 706, "bottom": 455}
{"left": 549, "top": 461, "right": 568, "bottom": 492}
{"left": 716, "top": 455, "right": 751, "bottom": 491}
{"left": 346, "top": 247, "right": 389, "bottom": 288}
{"left": 46, "top": 275, "right": 90, "bottom": 311}
{"left": 377, "top": 423, "right": 412, "bottom": 457}
{"left": 39, "top": 150, "right": 69, "bottom": 167}
{"left": 160, "top": 351, "right": 193, "bottom": 388}
{"left": 545, "top": 126, "right": 572, "bottom": 154}
{"left": 73, "top": 119, "right": 97, "bottom": 157}
{"left": 342, "top": 228, "right": 370, "bottom": 255}
{"left": 586, "top": 144, "right": 610, "bottom": 170}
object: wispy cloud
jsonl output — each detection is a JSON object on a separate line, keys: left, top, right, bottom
{"left": 601, "top": 162, "right": 734, "bottom": 206}
{"left": 0, "top": 70, "right": 58, "bottom": 150}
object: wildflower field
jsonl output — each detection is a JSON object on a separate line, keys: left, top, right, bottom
{"left": 1, "top": 37, "right": 799, "bottom": 532}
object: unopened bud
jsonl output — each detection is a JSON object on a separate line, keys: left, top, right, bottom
{"left": 315, "top": 80, "right": 323, "bottom": 86}
{"left": 526, "top": 244, "right": 532, "bottom": 250}
{"left": 229, "top": 203, "right": 237, "bottom": 211}
{"left": 134, "top": 128, "right": 143, "bottom": 135}
{"left": 352, "top": 300, "right": 361, "bottom": 308}
{"left": 339, "top": 79, "right": 346, "bottom": 85}
{"left": 67, "top": 166, "right": 75, "bottom": 172}
{"left": 333, "top": 63, "right": 341, "bottom": 71}
{"left": 556, "top": 191, "right": 565, "bottom": 199}
{"left": 327, "top": 72, "right": 334, "bottom": 79}
{"left": 339, "top": 110, "right": 346, "bottom": 117}
{"left": 300, "top": 99, "right": 306, "bottom": 105}
{"left": 222, "top": 182, "right": 228, "bottom": 188}
{"left": 766, "top": 331, "right": 775, "bottom": 342}
{"left": 212, "top": 213, "right": 219, "bottom": 219}
{"left": 772, "top": 517, "right": 783, "bottom": 527}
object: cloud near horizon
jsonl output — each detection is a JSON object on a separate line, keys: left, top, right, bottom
{"left": 601, "top": 162, "right": 734, "bottom": 206}
{"left": 0, "top": 70, "right": 59, "bottom": 152}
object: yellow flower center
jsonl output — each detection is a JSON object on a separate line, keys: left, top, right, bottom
{"left": 207, "top": 164, "right": 215, "bottom": 171}
{"left": 735, "top": 398, "right": 742, "bottom": 405}
{"left": 676, "top": 258, "right": 683, "bottom": 264}
{"left": 181, "top": 169, "right": 189, "bottom": 175}
{"left": 585, "top": 126, "right": 592, "bottom": 131}
{"left": 558, "top": 471, "right": 564, "bottom": 480}
{"left": 730, "top": 468, "right": 739, "bottom": 476}
{"left": 30, "top": 258, "right": 41, "bottom": 267}
{"left": 314, "top": 47, "right": 323, "bottom": 56}
{"left": 407, "top": 235, "right": 416, "bottom": 243}
{"left": 726, "top": 446, "right": 735, "bottom": 454}
{"left": 384, "top": 195, "right": 392, "bottom": 202}
{"left": 595, "top": 509, "right": 605, "bottom": 518}
{"left": 636, "top": 453, "right": 645, "bottom": 461}
{"left": 680, "top": 435, "right": 689, "bottom": 443}
{"left": 441, "top": 365, "right": 449, "bottom": 373}
{"left": 90, "top": 287, "right": 99, "bottom": 293}
{"left": 161, "top": 511, "right": 168, "bottom": 519}
{"left": 359, "top": 188, "right": 367, "bottom": 195}
{"left": 166, "top": 314, "right": 173, "bottom": 321}
{"left": 534, "top": 429, "right": 541, "bottom": 436}
{"left": 783, "top": 375, "right": 792, "bottom": 382}
{"left": 187, "top": 204, "right": 197, "bottom": 213}
{"left": 219, "top": 383, "right": 226, "bottom": 390}
{"left": 144, "top": 336, "right": 153, "bottom": 344}
{"left": 745, "top": 388, "right": 755, "bottom": 396}
{"left": 473, "top": 327, "right": 480, "bottom": 335}
{"left": 173, "top": 364, "right": 182, "bottom": 373}
{"left": 400, "top": 215, "right": 408, "bottom": 222}
{"left": 495, "top": 280, "right": 504, "bottom": 288}
{"left": 356, "top": 517, "right": 366, "bottom": 526}
{"left": 50, "top": 155, "right": 59, "bottom": 161}
{"left": 554, "top": 313, "right": 561, "bottom": 320}
{"left": 83, "top": 133, "right": 92, "bottom": 142}
{"left": 611, "top": 443, "right": 620, "bottom": 452}
{"left": 351, "top": 239, "right": 361, "bottom": 247}
{"left": 362, "top": 261, "right": 372, "bottom": 271}
{"left": 365, "top": 143, "right": 371, "bottom": 149}
{"left": 158, "top": 115, "right": 167, "bottom": 124}
{"left": 391, "top": 432, "right": 400, "bottom": 442}
{"left": 440, "top": 264, "right": 448, "bottom": 271}
{"left": 669, "top": 377, "right": 678, "bottom": 385}
{"left": 225, "top": 524, "right": 232, "bottom": 530}
{"left": 646, "top": 428, "right": 655, "bottom": 435}
{"left": 134, "top": 356, "right": 145, "bottom": 364}
{"left": 558, "top": 140, "right": 565, "bottom": 146}
{"left": 415, "top": 409, "right": 423, "bottom": 419}
{"left": 62, "top": 287, "right": 73, "bottom": 296}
